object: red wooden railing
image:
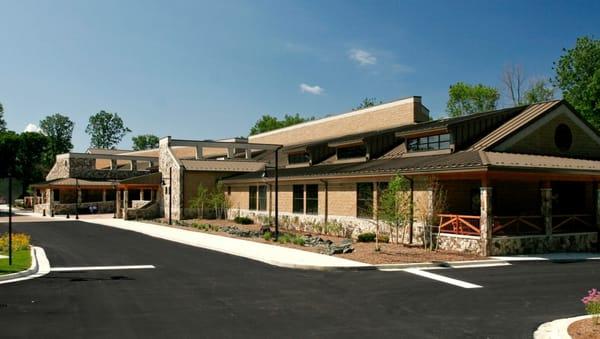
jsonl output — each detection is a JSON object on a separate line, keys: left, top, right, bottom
{"left": 493, "top": 215, "right": 544, "bottom": 235}
{"left": 552, "top": 214, "right": 594, "bottom": 233}
{"left": 438, "top": 214, "right": 481, "bottom": 236}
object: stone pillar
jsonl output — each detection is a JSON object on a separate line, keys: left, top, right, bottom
{"left": 541, "top": 183, "right": 553, "bottom": 236}
{"left": 245, "top": 149, "right": 252, "bottom": 159}
{"left": 116, "top": 190, "right": 122, "bottom": 218}
{"left": 111, "top": 159, "right": 117, "bottom": 170}
{"left": 123, "top": 189, "right": 129, "bottom": 218}
{"left": 48, "top": 188, "right": 54, "bottom": 211}
{"left": 140, "top": 189, "right": 145, "bottom": 201}
{"left": 102, "top": 189, "right": 107, "bottom": 202}
{"left": 480, "top": 187, "right": 493, "bottom": 256}
{"left": 150, "top": 189, "right": 154, "bottom": 202}
{"left": 77, "top": 188, "right": 82, "bottom": 204}
{"left": 131, "top": 160, "right": 137, "bottom": 171}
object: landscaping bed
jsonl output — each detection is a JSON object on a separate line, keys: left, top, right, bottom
{"left": 0, "top": 249, "right": 31, "bottom": 275}
{"left": 568, "top": 317, "right": 600, "bottom": 339}
{"left": 150, "top": 217, "right": 483, "bottom": 264}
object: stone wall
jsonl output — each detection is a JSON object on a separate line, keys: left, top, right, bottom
{"left": 437, "top": 234, "right": 482, "bottom": 254}
{"left": 159, "top": 138, "right": 183, "bottom": 220}
{"left": 491, "top": 233, "right": 598, "bottom": 255}
{"left": 125, "top": 201, "right": 160, "bottom": 220}
{"left": 46, "top": 154, "right": 154, "bottom": 181}
{"left": 48, "top": 201, "right": 115, "bottom": 215}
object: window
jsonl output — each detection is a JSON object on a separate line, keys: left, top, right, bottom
{"left": 337, "top": 144, "right": 367, "bottom": 159}
{"left": 288, "top": 152, "right": 310, "bottom": 164}
{"left": 407, "top": 133, "right": 451, "bottom": 152}
{"left": 258, "top": 185, "right": 267, "bottom": 211}
{"left": 357, "top": 183, "right": 374, "bottom": 218}
{"left": 249, "top": 186, "right": 257, "bottom": 210}
{"left": 306, "top": 184, "right": 319, "bottom": 214}
{"left": 554, "top": 124, "right": 572, "bottom": 152}
{"left": 293, "top": 185, "right": 304, "bottom": 213}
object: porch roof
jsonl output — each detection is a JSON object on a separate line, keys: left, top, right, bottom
{"left": 31, "top": 178, "right": 115, "bottom": 188}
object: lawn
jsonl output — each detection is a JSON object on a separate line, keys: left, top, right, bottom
{"left": 0, "top": 249, "right": 32, "bottom": 275}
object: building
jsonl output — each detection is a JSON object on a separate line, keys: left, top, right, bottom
{"left": 33, "top": 96, "right": 600, "bottom": 255}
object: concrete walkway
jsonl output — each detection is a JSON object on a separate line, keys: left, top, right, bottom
{"left": 81, "top": 217, "right": 373, "bottom": 271}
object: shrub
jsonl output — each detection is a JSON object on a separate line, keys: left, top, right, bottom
{"left": 234, "top": 216, "right": 253, "bottom": 225}
{"left": 292, "top": 236, "right": 305, "bottom": 246}
{"left": 278, "top": 233, "right": 292, "bottom": 244}
{"left": 357, "top": 232, "right": 376, "bottom": 242}
{"left": 378, "top": 234, "right": 390, "bottom": 243}
{"left": 582, "top": 288, "right": 600, "bottom": 324}
{"left": 0, "top": 233, "right": 31, "bottom": 252}
{"left": 263, "top": 231, "right": 272, "bottom": 241}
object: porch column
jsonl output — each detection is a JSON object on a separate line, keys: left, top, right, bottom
{"left": 102, "top": 189, "right": 107, "bottom": 202}
{"left": 480, "top": 187, "right": 493, "bottom": 256}
{"left": 541, "top": 182, "right": 553, "bottom": 236}
{"left": 123, "top": 189, "right": 129, "bottom": 218}
{"left": 116, "top": 190, "right": 122, "bottom": 218}
{"left": 596, "top": 183, "right": 600, "bottom": 229}
{"left": 77, "top": 187, "right": 82, "bottom": 204}
{"left": 150, "top": 189, "right": 154, "bottom": 202}
{"left": 140, "top": 189, "right": 145, "bottom": 201}
{"left": 48, "top": 188, "right": 54, "bottom": 213}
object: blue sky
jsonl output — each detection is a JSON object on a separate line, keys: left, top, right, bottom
{"left": 1, "top": 0, "right": 599, "bottom": 151}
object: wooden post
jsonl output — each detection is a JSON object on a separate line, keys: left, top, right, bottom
{"left": 541, "top": 182, "right": 552, "bottom": 237}
{"left": 140, "top": 189, "right": 145, "bottom": 201}
{"left": 116, "top": 190, "right": 122, "bottom": 218}
{"left": 123, "top": 189, "right": 129, "bottom": 218}
{"left": 102, "top": 189, "right": 107, "bottom": 202}
{"left": 480, "top": 186, "right": 493, "bottom": 256}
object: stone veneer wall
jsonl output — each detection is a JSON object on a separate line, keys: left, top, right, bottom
{"left": 44, "top": 201, "right": 115, "bottom": 215}
{"left": 436, "top": 234, "right": 482, "bottom": 254}
{"left": 125, "top": 201, "right": 160, "bottom": 220}
{"left": 228, "top": 208, "right": 426, "bottom": 241}
{"left": 491, "top": 233, "right": 598, "bottom": 255}
{"left": 159, "top": 138, "right": 183, "bottom": 220}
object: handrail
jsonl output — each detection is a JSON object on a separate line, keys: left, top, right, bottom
{"left": 438, "top": 214, "right": 481, "bottom": 236}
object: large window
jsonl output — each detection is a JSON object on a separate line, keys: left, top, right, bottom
{"left": 337, "top": 144, "right": 367, "bottom": 159}
{"left": 306, "top": 184, "right": 319, "bottom": 214}
{"left": 249, "top": 186, "right": 257, "bottom": 210}
{"left": 288, "top": 152, "right": 310, "bottom": 165}
{"left": 357, "top": 183, "right": 374, "bottom": 218}
{"left": 407, "top": 133, "right": 451, "bottom": 152}
{"left": 258, "top": 185, "right": 267, "bottom": 211}
{"left": 293, "top": 185, "right": 304, "bottom": 213}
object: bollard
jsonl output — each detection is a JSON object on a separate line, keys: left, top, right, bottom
{"left": 43, "top": 209, "right": 46, "bottom": 217}
{"left": 51, "top": 209, "right": 54, "bottom": 217}
{"left": 66, "top": 213, "right": 70, "bottom": 219}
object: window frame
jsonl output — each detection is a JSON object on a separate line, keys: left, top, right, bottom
{"left": 292, "top": 184, "right": 304, "bottom": 214}
{"left": 337, "top": 144, "right": 367, "bottom": 159}
{"left": 258, "top": 185, "right": 267, "bottom": 211}
{"left": 407, "top": 133, "right": 451, "bottom": 152}
{"left": 356, "top": 182, "right": 374, "bottom": 218}
{"left": 305, "top": 184, "right": 319, "bottom": 215}
{"left": 249, "top": 186, "right": 257, "bottom": 210}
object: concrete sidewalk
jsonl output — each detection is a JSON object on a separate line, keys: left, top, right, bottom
{"left": 81, "top": 217, "right": 373, "bottom": 271}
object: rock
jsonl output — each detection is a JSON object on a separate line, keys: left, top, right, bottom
{"left": 259, "top": 225, "right": 272, "bottom": 235}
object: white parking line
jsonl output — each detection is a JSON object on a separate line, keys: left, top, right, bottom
{"left": 402, "top": 268, "right": 482, "bottom": 289}
{"left": 51, "top": 265, "right": 156, "bottom": 272}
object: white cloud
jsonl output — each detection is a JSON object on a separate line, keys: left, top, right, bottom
{"left": 299, "top": 83, "right": 324, "bottom": 95}
{"left": 349, "top": 49, "right": 376, "bottom": 65}
{"left": 24, "top": 123, "right": 42, "bottom": 133}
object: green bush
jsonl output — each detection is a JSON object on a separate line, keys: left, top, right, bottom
{"left": 263, "top": 231, "right": 272, "bottom": 241}
{"left": 234, "top": 216, "right": 253, "bottom": 225}
{"left": 0, "top": 233, "right": 30, "bottom": 252}
{"left": 378, "top": 234, "right": 390, "bottom": 243}
{"left": 357, "top": 232, "right": 376, "bottom": 242}
{"left": 278, "top": 233, "right": 292, "bottom": 244}
{"left": 292, "top": 236, "right": 305, "bottom": 246}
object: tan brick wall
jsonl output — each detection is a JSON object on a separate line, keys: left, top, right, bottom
{"left": 500, "top": 107, "right": 600, "bottom": 159}
{"left": 326, "top": 182, "right": 357, "bottom": 217}
{"left": 248, "top": 97, "right": 427, "bottom": 147}
{"left": 182, "top": 171, "right": 230, "bottom": 208}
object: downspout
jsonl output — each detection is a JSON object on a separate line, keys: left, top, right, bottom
{"left": 320, "top": 179, "right": 329, "bottom": 226}
{"left": 407, "top": 176, "right": 414, "bottom": 244}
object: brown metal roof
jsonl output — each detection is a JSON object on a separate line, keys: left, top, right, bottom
{"left": 483, "top": 151, "right": 600, "bottom": 171}
{"left": 181, "top": 159, "right": 266, "bottom": 172}
{"left": 119, "top": 172, "right": 162, "bottom": 186}
{"left": 470, "top": 100, "right": 562, "bottom": 151}
{"left": 31, "top": 178, "right": 115, "bottom": 188}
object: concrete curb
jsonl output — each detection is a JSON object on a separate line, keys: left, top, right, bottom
{"left": 0, "top": 246, "right": 38, "bottom": 282}
{"left": 534, "top": 314, "right": 595, "bottom": 339}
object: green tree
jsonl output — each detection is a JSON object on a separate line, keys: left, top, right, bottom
{"left": 0, "top": 102, "right": 6, "bottom": 132}
{"left": 523, "top": 79, "right": 555, "bottom": 104}
{"left": 15, "top": 132, "right": 49, "bottom": 195}
{"left": 39, "top": 113, "right": 74, "bottom": 166}
{"left": 379, "top": 175, "right": 412, "bottom": 244}
{"left": 189, "top": 184, "right": 209, "bottom": 219}
{"left": 353, "top": 97, "right": 382, "bottom": 111}
{"left": 553, "top": 36, "right": 600, "bottom": 129}
{"left": 132, "top": 134, "right": 159, "bottom": 151}
{"left": 85, "top": 111, "right": 131, "bottom": 149}
{"left": 249, "top": 113, "right": 314, "bottom": 135}
{"left": 0, "top": 131, "right": 20, "bottom": 177}
{"left": 446, "top": 82, "right": 500, "bottom": 117}
{"left": 209, "top": 182, "right": 229, "bottom": 219}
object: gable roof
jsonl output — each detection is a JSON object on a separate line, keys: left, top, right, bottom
{"left": 469, "top": 100, "right": 562, "bottom": 151}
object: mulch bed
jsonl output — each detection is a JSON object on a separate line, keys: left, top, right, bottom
{"left": 149, "top": 218, "right": 484, "bottom": 264}
{"left": 568, "top": 317, "right": 600, "bottom": 339}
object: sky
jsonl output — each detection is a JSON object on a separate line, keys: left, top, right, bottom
{"left": 1, "top": 0, "right": 600, "bottom": 151}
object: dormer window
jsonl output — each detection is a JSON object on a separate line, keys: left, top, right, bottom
{"left": 337, "top": 144, "right": 367, "bottom": 159}
{"left": 288, "top": 151, "right": 310, "bottom": 165}
{"left": 407, "top": 133, "right": 451, "bottom": 152}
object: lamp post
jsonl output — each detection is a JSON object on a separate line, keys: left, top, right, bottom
{"left": 75, "top": 177, "right": 80, "bottom": 219}
{"left": 8, "top": 174, "right": 13, "bottom": 266}
{"left": 263, "top": 147, "right": 281, "bottom": 240}
{"left": 112, "top": 181, "right": 117, "bottom": 219}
